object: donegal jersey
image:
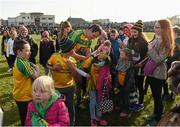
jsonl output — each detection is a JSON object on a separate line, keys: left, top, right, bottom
{"left": 69, "top": 30, "right": 92, "bottom": 48}
{"left": 69, "top": 30, "right": 92, "bottom": 68}
{"left": 13, "top": 57, "right": 34, "bottom": 101}
{"left": 48, "top": 53, "right": 77, "bottom": 88}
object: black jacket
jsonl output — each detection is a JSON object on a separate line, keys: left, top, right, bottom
{"left": 16, "top": 35, "right": 38, "bottom": 64}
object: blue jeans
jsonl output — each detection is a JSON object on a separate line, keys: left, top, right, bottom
{"left": 89, "top": 90, "right": 102, "bottom": 120}
{"left": 56, "top": 86, "right": 75, "bottom": 126}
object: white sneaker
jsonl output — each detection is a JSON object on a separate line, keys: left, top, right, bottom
{"left": 7, "top": 68, "right": 12, "bottom": 73}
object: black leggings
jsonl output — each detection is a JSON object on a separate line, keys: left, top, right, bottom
{"left": 147, "top": 76, "right": 165, "bottom": 121}
{"left": 15, "top": 101, "right": 31, "bottom": 126}
{"left": 135, "top": 75, "right": 145, "bottom": 104}
{"left": 8, "top": 55, "right": 16, "bottom": 68}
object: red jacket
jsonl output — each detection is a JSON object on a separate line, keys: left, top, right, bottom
{"left": 25, "top": 99, "right": 70, "bottom": 126}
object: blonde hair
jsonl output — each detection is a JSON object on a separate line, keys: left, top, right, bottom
{"left": 32, "top": 76, "right": 55, "bottom": 95}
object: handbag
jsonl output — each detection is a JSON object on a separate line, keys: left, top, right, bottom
{"left": 100, "top": 78, "right": 113, "bottom": 113}
{"left": 143, "top": 59, "right": 157, "bottom": 75}
{"left": 117, "top": 72, "right": 126, "bottom": 86}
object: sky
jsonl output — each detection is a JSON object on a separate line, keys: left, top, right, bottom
{"left": 0, "top": 0, "right": 180, "bottom": 23}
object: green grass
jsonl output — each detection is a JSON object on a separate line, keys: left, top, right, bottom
{"left": 0, "top": 33, "right": 179, "bottom": 126}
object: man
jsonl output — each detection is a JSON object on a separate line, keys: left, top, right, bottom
{"left": 68, "top": 24, "right": 102, "bottom": 106}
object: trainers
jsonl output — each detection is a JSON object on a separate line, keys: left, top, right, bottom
{"left": 144, "top": 114, "right": 156, "bottom": 122}
{"left": 130, "top": 103, "right": 144, "bottom": 112}
{"left": 163, "top": 94, "right": 173, "bottom": 102}
{"left": 91, "top": 119, "right": 97, "bottom": 126}
{"left": 147, "top": 119, "right": 158, "bottom": 126}
{"left": 7, "top": 68, "right": 12, "bottom": 73}
{"left": 120, "top": 112, "right": 128, "bottom": 118}
{"left": 98, "top": 119, "right": 108, "bottom": 126}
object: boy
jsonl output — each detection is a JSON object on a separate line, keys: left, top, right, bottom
{"left": 12, "top": 39, "right": 40, "bottom": 125}
{"left": 47, "top": 38, "right": 81, "bottom": 125}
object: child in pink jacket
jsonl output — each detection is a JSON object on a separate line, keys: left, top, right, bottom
{"left": 25, "top": 76, "right": 70, "bottom": 126}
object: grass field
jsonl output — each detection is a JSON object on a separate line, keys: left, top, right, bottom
{"left": 0, "top": 33, "right": 179, "bottom": 126}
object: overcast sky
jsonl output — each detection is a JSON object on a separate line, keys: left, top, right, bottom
{"left": 0, "top": 0, "right": 180, "bottom": 23}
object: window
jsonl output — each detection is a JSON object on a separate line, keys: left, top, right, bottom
{"left": 42, "top": 18, "right": 46, "bottom": 20}
{"left": 48, "top": 18, "right": 53, "bottom": 20}
{"left": 49, "top": 23, "right": 53, "bottom": 26}
{"left": 22, "top": 17, "right": 26, "bottom": 19}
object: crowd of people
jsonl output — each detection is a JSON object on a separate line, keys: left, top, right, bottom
{"left": 1, "top": 19, "right": 180, "bottom": 126}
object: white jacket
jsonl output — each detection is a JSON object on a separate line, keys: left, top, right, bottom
{"left": 6, "top": 38, "right": 15, "bottom": 57}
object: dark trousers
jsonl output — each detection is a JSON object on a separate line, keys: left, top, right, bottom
{"left": 57, "top": 86, "right": 75, "bottom": 126}
{"left": 81, "top": 75, "right": 87, "bottom": 96}
{"left": 119, "top": 86, "right": 130, "bottom": 113}
{"left": 163, "top": 81, "right": 169, "bottom": 96}
{"left": 8, "top": 55, "right": 16, "bottom": 68}
{"left": 3, "top": 52, "right": 11, "bottom": 68}
{"left": 147, "top": 76, "right": 164, "bottom": 121}
{"left": 135, "top": 75, "right": 145, "bottom": 104}
{"left": 15, "top": 101, "right": 30, "bottom": 126}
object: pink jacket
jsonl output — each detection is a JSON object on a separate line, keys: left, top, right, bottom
{"left": 25, "top": 99, "right": 70, "bottom": 126}
{"left": 96, "top": 66, "right": 111, "bottom": 101}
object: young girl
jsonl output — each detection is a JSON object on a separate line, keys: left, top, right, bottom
{"left": 25, "top": 76, "right": 70, "bottom": 126}
{"left": 39, "top": 31, "right": 55, "bottom": 75}
{"left": 1, "top": 30, "right": 10, "bottom": 71}
{"left": 57, "top": 21, "right": 73, "bottom": 52}
{"left": 87, "top": 32, "right": 109, "bottom": 126}
{"left": 115, "top": 48, "right": 135, "bottom": 118}
{"left": 6, "top": 29, "right": 17, "bottom": 72}
{"left": 92, "top": 40, "right": 111, "bottom": 67}
{"left": 121, "top": 23, "right": 133, "bottom": 48}
{"left": 145, "top": 19, "right": 174, "bottom": 125}
{"left": 128, "top": 20, "right": 148, "bottom": 111}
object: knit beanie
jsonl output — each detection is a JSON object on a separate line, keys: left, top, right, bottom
{"left": 124, "top": 23, "right": 133, "bottom": 31}
{"left": 132, "top": 20, "right": 143, "bottom": 32}
{"left": 42, "top": 31, "right": 49, "bottom": 38}
{"left": 20, "top": 25, "right": 28, "bottom": 33}
{"left": 59, "top": 38, "right": 76, "bottom": 53}
{"left": 123, "top": 48, "right": 132, "bottom": 58}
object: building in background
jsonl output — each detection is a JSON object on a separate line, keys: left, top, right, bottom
{"left": 8, "top": 12, "right": 55, "bottom": 30}
{"left": 0, "top": 19, "right": 8, "bottom": 27}
{"left": 168, "top": 15, "right": 180, "bottom": 26}
{"left": 67, "top": 17, "right": 89, "bottom": 29}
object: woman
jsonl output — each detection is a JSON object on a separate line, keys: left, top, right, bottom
{"left": 145, "top": 19, "right": 174, "bottom": 125}
{"left": 56, "top": 21, "right": 73, "bottom": 52}
{"left": 1, "top": 30, "right": 10, "bottom": 71}
{"left": 128, "top": 20, "right": 148, "bottom": 111}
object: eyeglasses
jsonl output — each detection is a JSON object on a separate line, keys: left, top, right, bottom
{"left": 154, "top": 26, "right": 161, "bottom": 29}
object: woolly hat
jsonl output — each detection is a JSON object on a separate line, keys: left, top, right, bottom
{"left": 132, "top": 20, "right": 143, "bottom": 32}
{"left": 122, "top": 48, "right": 132, "bottom": 58}
{"left": 42, "top": 31, "right": 49, "bottom": 37}
{"left": 59, "top": 38, "right": 76, "bottom": 53}
{"left": 124, "top": 23, "right": 133, "bottom": 30}
{"left": 20, "top": 25, "right": 28, "bottom": 33}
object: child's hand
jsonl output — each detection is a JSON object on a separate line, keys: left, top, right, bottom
{"left": 31, "top": 63, "right": 40, "bottom": 71}
{"left": 86, "top": 74, "right": 91, "bottom": 80}
{"left": 66, "top": 60, "right": 75, "bottom": 71}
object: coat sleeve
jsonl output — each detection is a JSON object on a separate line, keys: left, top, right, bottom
{"left": 30, "top": 38, "right": 38, "bottom": 58}
{"left": 48, "top": 100, "right": 70, "bottom": 126}
{"left": 25, "top": 102, "right": 33, "bottom": 126}
{"left": 1, "top": 37, "right": 4, "bottom": 54}
{"left": 6, "top": 39, "right": 10, "bottom": 57}
{"left": 148, "top": 44, "right": 167, "bottom": 65}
